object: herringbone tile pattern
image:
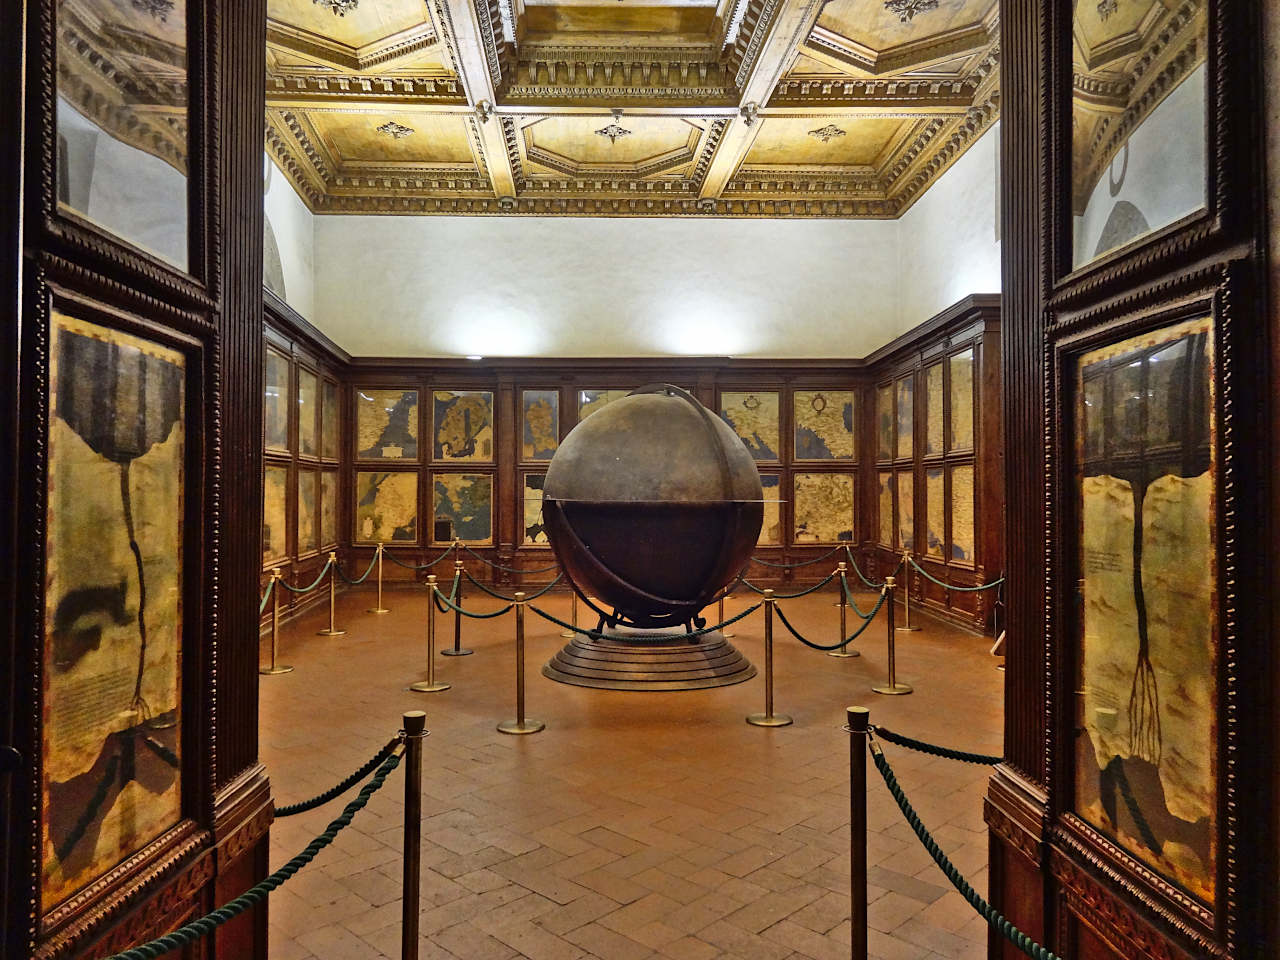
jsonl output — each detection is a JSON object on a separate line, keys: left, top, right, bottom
{"left": 260, "top": 583, "right": 1002, "bottom": 960}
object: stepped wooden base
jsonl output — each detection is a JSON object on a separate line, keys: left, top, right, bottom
{"left": 542, "top": 626, "right": 756, "bottom": 691}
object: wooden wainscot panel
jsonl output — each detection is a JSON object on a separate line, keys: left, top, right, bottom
{"left": 81, "top": 852, "right": 215, "bottom": 960}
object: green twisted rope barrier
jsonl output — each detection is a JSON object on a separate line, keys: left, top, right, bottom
{"left": 737, "top": 570, "right": 837, "bottom": 598}
{"left": 335, "top": 552, "right": 379, "bottom": 586}
{"left": 462, "top": 543, "right": 559, "bottom": 575}
{"left": 747, "top": 544, "right": 844, "bottom": 569}
{"left": 907, "top": 554, "right": 1005, "bottom": 593}
{"left": 838, "top": 575, "right": 880, "bottom": 620}
{"left": 431, "top": 574, "right": 461, "bottom": 615}
{"left": 276, "top": 735, "right": 401, "bottom": 817}
{"left": 873, "top": 725, "right": 1002, "bottom": 766}
{"left": 278, "top": 560, "right": 334, "bottom": 594}
{"left": 869, "top": 743, "right": 1061, "bottom": 960}
{"left": 845, "top": 547, "right": 904, "bottom": 589}
{"left": 106, "top": 749, "right": 403, "bottom": 960}
{"left": 464, "top": 570, "right": 563, "bottom": 603}
{"left": 529, "top": 600, "right": 762, "bottom": 641}
{"left": 385, "top": 547, "right": 455, "bottom": 571}
{"left": 259, "top": 579, "right": 274, "bottom": 615}
{"left": 772, "top": 588, "right": 886, "bottom": 651}
{"left": 432, "top": 585, "right": 515, "bottom": 620}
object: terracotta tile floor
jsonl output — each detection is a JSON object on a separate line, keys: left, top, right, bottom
{"left": 259, "top": 582, "right": 1003, "bottom": 960}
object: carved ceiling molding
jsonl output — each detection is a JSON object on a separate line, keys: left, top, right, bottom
{"left": 273, "top": 110, "right": 334, "bottom": 182}
{"left": 690, "top": 118, "right": 731, "bottom": 188}
{"left": 265, "top": 125, "right": 325, "bottom": 205}
{"left": 266, "top": 21, "right": 439, "bottom": 73}
{"left": 884, "top": 0, "right": 940, "bottom": 24}
{"left": 315, "top": 193, "right": 901, "bottom": 217}
{"left": 503, "top": 85, "right": 736, "bottom": 104}
{"left": 464, "top": 114, "right": 493, "bottom": 180}
{"left": 500, "top": 116, "right": 526, "bottom": 183}
{"left": 891, "top": 95, "right": 997, "bottom": 212}
{"left": 265, "top": 73, "right": 467, "bottom": 107}
{"left": 804, "top": 19, "right": 994, "bottom": 78}
{"left": 729, "top": 0, "right": 785, "bottom": 91}
{"left": 510, "top": 59, "right": 730, "bottom": 93}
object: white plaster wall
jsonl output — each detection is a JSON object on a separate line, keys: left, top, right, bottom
{"left": 1074, "top": 64, "right": 1207, "bottom": 266}
{"left": 57, "top": 96, "right": 188, "bottom": 271}
{"left": 895, "top": 122, "right": 1001, "bottom": 330}
{"left": 264, "top": 154, "right": 317, "bottom": 320}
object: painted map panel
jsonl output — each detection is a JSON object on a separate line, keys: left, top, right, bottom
{"left": 720, "top": 392, "right": 780, "bottom": 461}
{"left": 1074, "top": 317, "right": 1216, "bottom": 904}
{"left": 925, "top": 363, "right": 943, "bottom": 456}
{"left": 263, "top": 465, "right": 288, "bottom": 563}
{"left": 297, "top": 468, "right": 317, "bottom": 554}
{"left": 793, "top": 472, "right": 854, "bottom": 543}
{"left": 297, "top": 368, "right": 317, "bottom": 457}
{"left": 950, "top": 348, "right": 975, "bottom": 451}
{"left": 896, "top": 377, "right": 914, "bottom": 460}
{"left": 357, "top": 388, "right": 418, "bottom": 460}
{"left": 523, "top": 473, "right": 548, "bottom": 545}
{"left": 433, "top": 390, "right": 494, "bottom": 462}
{"left": 264, "top": 348, "right": 288, "bottom": 450}
{"left": 950, "top": 465, "right": 974, "bottom": 562}
{"left": 897, "top": 470, "right": 914, "bottom": 551}
{"left": 321, "top": 379, "right": 339, "bottom": 460}
{"left": 522, "top": 390, "right": 559, "bottom": 461}
{"left": 876, "top": 384, "right": 893, "bottom": 460}
{"left": 878, "top": 471, "right": 894, "bottom": 546}
{"left": 433, "top": 473, "right": 493, "bottom": 544}
{"left": 44, "top": 313, "right": 183, "bottom": 908}
{"left": 578, "top": 389, "right": 630, "bottom": 420}
{"left": 794, "top": 391, "right": 854, "bottom": 460}
{"left": 758, "top": 473, "right": 781, "bottom": 545}
{"left": 925, "top": 467, "right": 945, "bottom": 558}
{"left": 354, "top": 471, "right": 417, "bottom": 543}
{"left": 320, "top": 470, "right": 337, "bottom": 547}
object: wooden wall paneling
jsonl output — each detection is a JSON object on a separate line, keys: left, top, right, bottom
{"left": 496, "top": 374, "right": 517, "bottom": 580}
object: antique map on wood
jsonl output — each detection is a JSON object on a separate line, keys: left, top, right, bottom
{"left": 578, "top": 389, "right": 630, "bottom": 420}
{"left": 522, "top": 391, "right": 559, "bottom": 461}
{"left": 433, "top": 390, "right": 494, "bottom": 462}
{"left": 298, "top": 369, "right": 317, "bottom": 458}
{"left": 1074, "top": 317, "right": 1216, "bottom": 904}
{"left": 897, "top": 470, "right": 914, "bottom": 551}
{"left": 925, "top": 468, "right": 945, "bottom": 558}
{"left": 896, "top": 377, "right": 914, "bottom": 460}
{"left": 878, "top": 471, "right": 894, "bottom": 546}
{"left": 298, "top": 469, "right": 317, "bottom": 554}
{"left": 950, "top": 465, "right": 974, "bottom": 562}
{"left": 432, "top": 473, "right": 493, "bottom": 544}
{"left": 523, "top": 473, "right": 548, "bottom": 545}
{"left": 793, "top": 473, "right": 853, "bottom": 543}
{"left": 720, "top": 392, "right": 779, "bottom": 461}
{"left": 322, "top": 379, "right": 338, "bottom": 460}
{"left": 44, "top": 312, "right": 184, "bottom": 909}
{"left": 355, "top": 471, "right": 418, "bottom": 543}
{"left": 357, "top": 389, "right": 418, "bottom": 460}
{"left": 758, "top": 474, "right": 781, "bottom": 545}
{"left": 793, "top": 391, "right": 854, "bottom": 460}
{"left": 320, "top": 471, "right": 337, "bottom": 548}
{"left": 925, "top": 363, "right": 943, "bottom": 456}
{"left": 877, "top": 384, "right": 893, "bottom": 460}
{"left": 950, "top": 348, "right": 975, "bottom": 451}
{"left": 263, "top": 465, "right": 288, "bottom": 563}
{"left": 264, "top": 348, "right": 288, "bottom": 450}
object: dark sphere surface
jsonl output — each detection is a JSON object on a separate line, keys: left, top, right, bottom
{"left": 543, "top": 384, "right": 763, "bottom": 629}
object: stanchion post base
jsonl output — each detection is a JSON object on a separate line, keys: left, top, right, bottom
{"left": 259, "top": 665, "right": 294, "bottom": 675}
{"left": 746, "top": 712, "right": 793, "bottom": 727}
{"left": 895, "top": 625, "right": 922, "bottom": 633}
{"left": 409, "top": 680, "right": 451, "bottom": 693}
{"left": 440, "top": 648, "right": 473, "bottom": 657}
{"left": 871, "top": 682, "right": 914, "bottom": 695}
{"left": 497, "top": 719, "right": 545, "bottom": 735}
{"left": 368, "top": 607, "right": 391, "bottom": 615}
{"left": 827, "top": 649, "right": 859, "bottom": 658}
{"left": 559, "top": 629, "right": 574, "bottom": 639}
{"left": 316, "top": 627, "right": 346, "bottom": 636}
{"left": 722, "top": 630, "right": 736, "bottom": 638}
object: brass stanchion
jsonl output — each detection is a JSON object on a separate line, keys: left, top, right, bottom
{"left": 718, "top": 594, "right": 736, "bottom": 638}
{"left": 260, "top": 569, "right": 293, "bottom": 675}
{"left": 410, "top": 575, "right": 450, "bottom": 693}
{"left": 872, "top": 576, "right": 913, "bottom": 695}
{"left": 828, "top": 561, "right": 858, "bottom": 659}
{"left": 896, "top": 549, "right": 921, "bottom": 632}
{"left": 316, "top": 552, "right": 346, "bottom": 637}
{"left": 747, "top": 589, "right": 792, "bottom": 727}
{"left": 368, "top": 542, "right": 391, "bottom": 615}
{"left": 845, "top": 706, "right": 870, "bottom": 960}
{"left": 499, "top": 592, "right": 545, "bottom": 735}
{"left": 441, "top": 555, "right": 472, "bottom": 656}
{"left": 401, "top": 710, "right": 427, "bottom": 960}
{"left": 560, "top": 590, "right": 577, "bottom": 639}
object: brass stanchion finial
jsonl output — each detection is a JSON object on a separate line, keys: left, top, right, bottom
{"left": 747, "top": 589, "right": 793, "bottom": 727}
{"left": 401, "top": 710, "right": 427, "bottom": 960}
{"left": 410, "top": 575, "right": 450, "bottom": 693}
{"left": 828, "top": 561, "right": 858, "bottom": 658}
{"left": 846, "top": 705, "right": 870, "bottom": 960}
{"left": 442, "top": 556, "right": 472, "bottom": 656}
{"left": 260, "top": 568, "right": 293, "bottom": 675}
{"left": 499, "top": 592, "right": 545, "bottom": 734}
{"left": 896, "top": 549, "right": 921, "bottom": 633}
{"left": 873, "top": 576, "right": 913, "bottom": 695}
{"left": 317, "top": 551, "right": 347, "bottom": 637}
{"left": 369, "top": 542, "right": 391, "bottom": 615}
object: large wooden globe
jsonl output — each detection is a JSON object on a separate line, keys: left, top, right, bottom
{"left": 543, "top": 384, "right": 763, "bottom": 630}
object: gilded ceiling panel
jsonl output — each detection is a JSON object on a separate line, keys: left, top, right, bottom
{"left": 268, "top": 0, "right": 428, "bottom": 49}
{"left": 742, "top": 116, "right": 909, "bottom": 168}
{"left": 311, "top": 113, "right": 478, "bottom": 166}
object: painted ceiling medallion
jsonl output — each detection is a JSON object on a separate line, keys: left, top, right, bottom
{"left": 808, "top": 124, "right": 846, "bottom": 145}
{"left": 312, "top": 0, "right": 360, "bottom": 15}
{"left": 130, "top": 0, "right": 175, "bottom": 20}
{"left": 376, "top": 120, "right": 415, "bottom": 140}
{"left": 1097, "top": 0, "right": 1119, "bottom": 20}
{"left": 594, "top": 109, "right": 632, "bottom": 145}
{"left": 883, "top": 0, "right": 939, "bottom": 23}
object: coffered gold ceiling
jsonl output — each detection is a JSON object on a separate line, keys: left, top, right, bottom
{"left": 260, "top": 0, "right": 1001, "bottom": 217}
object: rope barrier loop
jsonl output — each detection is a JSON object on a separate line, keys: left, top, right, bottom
{"left": 432, "top": 582, "right": 515, "bottom": 619}
{"left": 529, "top": 599, "right": 762, "bottom": 641}
{"left": 259, "top": 578, "right": 274, "bottom": 615}
{"left": 747, "top": 544, "right": 844, "bottom": 569}
{"left": 277, "top": 558, "right": 334, "bottom": 594}
{"left": 464, "top": 570, "right": 563, "bottom": 603}
{"left": 872, "top": 725, "right": 1002, "bottom": 766}
{"left": 335, "top": 551, "right": 379, "bottom": 586}
{"left": 385, "top": 546, "right": 456, "bottom": 571}
{"left": 844, "top": 546, "right": 905, "bottom": 590}
{"left": 906, "top": 554, "right": 1005, "bottom": 593}
{"left": 461, "top": 543, "right": 559, "bottom": 575}
{"left": 276, "top": 734, "right": 404, "bottom": 817}
{"left": 737, "top": 570, "right": 837, "bottom": 598}
{"left": 772, "top": 587, "right": 887, "bottom": 652}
